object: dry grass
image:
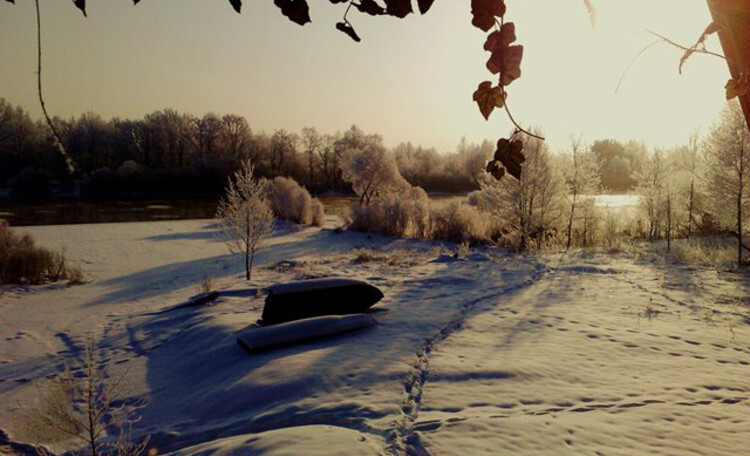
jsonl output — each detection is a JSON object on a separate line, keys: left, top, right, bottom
{"left": 663, "top": 237, "right": 737, "bottom": 268}
{"left": 198, "top": 275, "right": 214, "bottom": 293}
{"left": 350, "top": 248, "right": 423, "bottom": 267}
{"left": 0, "top": 224, "right": 84, "bottom": 285}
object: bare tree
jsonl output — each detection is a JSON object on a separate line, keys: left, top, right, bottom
{"left": 561, "top": 135, "right": 600, "bottom": 249}
{"left": 217, "top": 159, "right": 274, "bottom": 280}
{"left": 18, "top": 339, "right": 149, "bottom": 456}
{"left": 706, "top": 101, "right": 750, "bottom": 267}
{"left": 301, "top": 127, "right": 322, "bottom": 188}
{"left": 221, "top": 114, "right": 252, "bottom": 162}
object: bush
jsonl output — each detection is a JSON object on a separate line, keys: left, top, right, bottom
{"left": 346, "top": 187, "right": 489, "bottom": 244}
{"left": 265, "top": 177, "right": 324, "bottom": 226}
{"left": 312, "top": 198, "right": 325, "bottom": 227}
{"left": 348, "top": 187, "right": 432, "bottom": 238}
{"left": 0, "top": 223, "right": 84, "bottom": 284}
{"left": 431, "top": 201, "right": 489, "bottom": 244}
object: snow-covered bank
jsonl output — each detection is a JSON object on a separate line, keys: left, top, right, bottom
{"left": 1, "top": 219, "right": 748, "bottom": 455}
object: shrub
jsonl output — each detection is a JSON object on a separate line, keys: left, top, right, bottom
{"left": 312, "top": 198, "right": 325, "bottom": 227}
{"left": 265, "top": 177, "right": 324, "bottom": 226}
{"left": 348, "top": 187, "right": 432, "bottom": 238}
{"left": 431, "top": 201, "right": 489, "bottom": 244}
{"left": 347, "top": 187, "right": 489, "bottom": 244}
{"left": 0, "top": 223, "right": 84, "bottom": 285}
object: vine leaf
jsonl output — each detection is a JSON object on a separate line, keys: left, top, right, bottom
{"left": 73, "top": 0, "right": 86, "bottom": 17}
{"left": 473, "top": 81, "right": 506, "bottom": 120}
{"left": 336, "top": 22, "right": 361, "bottom": 42}
{"left": 471, "top": 0, "right": 505, "bottom": 32}
{"left": 726, "top": 77, "right": 748, "bottom": 100}
{"left": 493, "top": 138, "right": 525, "bottom": 179}
{"left": 133, "top": 0, "right": 142, "bottom": 5}
{"left": 486, "top": 160, "right": 506, "bottom": 180}
{"left": 356, "top": 0, "right": 385, "bottom": 16}
{"left": 484, "top": 22, "right": 515, "bottom": 52}
{"left": 228, "top": 0, "right": 242, "bottom": 13}
{"left": 501, "top": 45, "right": 523, "bottom": 85}
{"left": 4, "top": 0, "right": 15, "bottom": 4}
{"left": 417, "top": 0, "right": 436, "bottom": 14}
{"left": 384, "top": 0, "right": 412, "bottom": 18}
{"left": 273, "top": 0, "right": 311, "bottom": 25}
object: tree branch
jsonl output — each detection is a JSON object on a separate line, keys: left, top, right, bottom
{"left": 34, "top": 0, "right": 75, "bottom": 174}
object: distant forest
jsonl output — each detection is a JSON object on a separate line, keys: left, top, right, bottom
{"left": 0, "top": 98, "right": 646, "bottom": 199}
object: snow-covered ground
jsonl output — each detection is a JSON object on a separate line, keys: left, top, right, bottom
{"left": 1, "top": 218, "right": 748, "bottom": 455}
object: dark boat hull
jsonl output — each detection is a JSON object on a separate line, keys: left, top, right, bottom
{"left": 261, "top": 278, "right": 384, "bottom": 325}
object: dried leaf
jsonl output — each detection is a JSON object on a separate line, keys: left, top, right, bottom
{"left": 384, "top": 0, "right": 412, "bottom": 18}
{"left": 494, "top": 138, "right": 524, "bottom": 179}
{"left": 4, "top": 0, "right": 15, "bottom": 4}
{"left": 500, "top": 45, "right": 523, "bottom": 86}
{"left": 583, "top": 0, "right": 597, "bottom": 27}
{"left": 473, "top": 81, "right": 506, "bottom": 120}
{"left": 484, "top": 22, "right": 515, "bottom": 53}
{"left": 417, "top": 0, "right": 435, "bottom": 14}
{"left": 274, "top": 0, "right": 311, "bottom": 25}
{"left": 73, "top": 0, "right": 86, "bottom": 17}
{"left": 486, "top": 160, "right": 506, "bottom": 180}
{"left": 336, "top": 22, "right": 361, "bottom": 42}
{"left": 356, "top": 0, "right": 385, "bottom": 16}
{"left": 228, "top": 0, "right": 242, "bottom": 13}
{"left": 704, "top": 21, "right": 720, "bottom": 35}
{"left": 471, "top": 0, "right": 505, "bottom": 32}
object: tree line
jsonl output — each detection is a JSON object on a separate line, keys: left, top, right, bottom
{"left": 1, "top": 98, "right": 657, "bottom": 200}
{"left": 342, "top": 102, "right": 750, "bottom": 266}
{"left": 0, "top": 99, "right": 492, "bottom": 198}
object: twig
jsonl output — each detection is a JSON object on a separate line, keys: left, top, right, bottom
{"left": 503, "top": 100, "right": 544, "bottom": 141}
{"left": 34, "top": 0, "right": 75, "bottom": 174}
{"left": 645, "top": 29, "right": 727, "bottom": 63}
{"left": 615, "top": 39, "right": 662, "bottom": 94}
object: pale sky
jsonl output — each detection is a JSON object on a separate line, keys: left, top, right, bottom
{"left": 0, "top": 0, "right": 730, "bottom": 153}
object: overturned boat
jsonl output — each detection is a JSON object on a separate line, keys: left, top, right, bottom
{"left": 261, "top": 278, "right": 384, "bottom": 325}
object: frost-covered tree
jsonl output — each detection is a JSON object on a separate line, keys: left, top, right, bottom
{"left": 636, "top": 149, "right": 668, "bottom": 241}
{"left": 674, "top": 131, "right": 704, "bottom": 239}
{"left": 561, "top": 135, "right": 600, "bottom": 249}
{"left": 217, "top": 159, "right": 274, "bottom": 280}
{"left": 705, "top": 102, "right": 750, "bottom": 267}
{"left": 480, "top": 130, "right": 564, "bottom": 251}
{"left": 18, "top": 339, "right": 148, "bottom": 456}
{"left": 340, "top": 139, "right": 409, "bottom": 206}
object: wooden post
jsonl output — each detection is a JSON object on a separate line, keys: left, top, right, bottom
{"left": 706, "top": 0, "right": 750, "bottom": 131}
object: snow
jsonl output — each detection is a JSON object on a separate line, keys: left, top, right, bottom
{"left": 1, "top": 217, "right": 748, "bottom": 455}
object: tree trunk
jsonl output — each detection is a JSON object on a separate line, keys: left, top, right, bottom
{"left": 666, "top": 195, "right": 671, "bottom": 252}
{"left": 738, "top": 161, "right": 744, "bottom": 268}
{"left": 245, "top": 213, "right": 251, "bottom": 280}
{"left": 566, "top": 197, "right": 576, "bottom": 250}
{"left": 687, "top": 179, "right": 695, "bottom": 239}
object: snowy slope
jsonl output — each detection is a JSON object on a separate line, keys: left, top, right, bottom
{"left": 1, "top": 219, "right": 748, "bottom": 455}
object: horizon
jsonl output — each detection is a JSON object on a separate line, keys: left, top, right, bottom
{"left": 1, "top": 0, "right": 730, "bottom": 154}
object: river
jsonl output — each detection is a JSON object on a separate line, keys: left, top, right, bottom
{"left": 0, "top": 194, "right": 638, "bottom": 227}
